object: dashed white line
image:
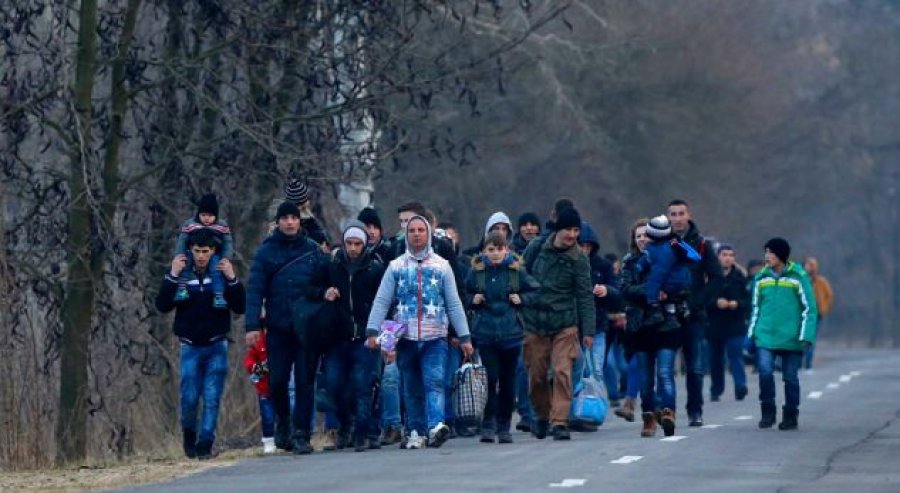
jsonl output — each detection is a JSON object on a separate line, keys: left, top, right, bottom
{"left": 549, "top": 479, "right": 587, "bottom": 488}
{"left": 808, "top": 391, "right": 823, "bottom": 399}
{"left": 610, "top": 455, "right": 643, "bottom": 464}
{"left": 660, "top": 436, "right": 687, "bottom": 442}
{"left": 850, "top": 371, "right": 862, "bottom": 377}
{"left": 826, "top": 383, "right": 840, "bottom": 389}
{"left": 839, "top": 375, "right": 852, "bottom": 383}
{"left": 701, "top": 424, "right": 723, "bottom": 429}
{"left": 734, "top": 415, "right": 754, "bottom": 421}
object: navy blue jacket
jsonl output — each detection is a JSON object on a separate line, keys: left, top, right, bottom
{"left": 464, "top": 254, "right": 540, "bottom": 343}
{"left": 245, "top": 229, "right": 326, "bottom": 332}
{"left": 155, "top": 270, "right": 246, "bottom": 345}
{"left": 641, "top": 238, "right": 692, "bottom": 305}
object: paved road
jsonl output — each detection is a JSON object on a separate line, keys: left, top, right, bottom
{"left": 128, "top": 348, "right": 900, "bottom": 493}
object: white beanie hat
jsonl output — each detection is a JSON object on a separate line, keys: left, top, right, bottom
{"left": 647, "top": 215, "right": 672, "bottom": 239}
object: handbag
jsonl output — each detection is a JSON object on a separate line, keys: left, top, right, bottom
{"left": 290, "top": 299, "right": 335, "bottom": 348}
{"left": 451, "top": 354, "right": 489, "bottom": 423}
{"left": 570, "top": 349, "right": 608, "bottom": 426}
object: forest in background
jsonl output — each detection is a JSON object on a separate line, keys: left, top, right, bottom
{"left": 2, "top": 0, "right": 898, "bottom": 470}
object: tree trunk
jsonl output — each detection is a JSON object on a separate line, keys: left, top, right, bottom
{"left": 57, "top": 0, "right": 99, "bottom": 465}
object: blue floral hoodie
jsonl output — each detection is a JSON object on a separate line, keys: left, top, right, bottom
{"left": 366, "top": 215, "right": 471, "bottom": 342}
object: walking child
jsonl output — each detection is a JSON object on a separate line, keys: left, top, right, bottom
{"left": 244, "top": 330, "right": 276, "bottom": 454}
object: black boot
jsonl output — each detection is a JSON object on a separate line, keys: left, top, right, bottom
{"left": 274, "top": 419, "right": 293, "bottom": 451}
{"left": 758, "top": 403, "right": 777, "bottom": 429}
{"left": 532, "top": 419, "right": 550, "bottom": 439}
{"left": 182, "top": 429, "right": 197, "bottom": 459}
{"left": 195, "top": 439, "right": 214, "bottom": 460}
{"left": 778, "top": 408, "right": 798, "bottom": 430}
{"left": 291, "top": 432, "right": 313, "bottom": 455}
{"left": 551, "top": 424, "right": 571, "bottom": 441}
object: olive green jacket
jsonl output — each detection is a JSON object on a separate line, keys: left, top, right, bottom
{"left": 522, "top": 233, "right": 596, "bottom": 336}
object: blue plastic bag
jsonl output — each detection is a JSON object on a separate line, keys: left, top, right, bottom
{"left": 570, "top": 349, "right": 608, "bottom": 425}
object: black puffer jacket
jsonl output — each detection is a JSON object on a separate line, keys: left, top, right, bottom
{"left": 316, "top": 248, "right": 385, "bottom": 340}
{"left": 156, "top": 271, "right": 246, "bottom": 345}
{"left": 681, "top": 221, "right": 724, "bottom": 320}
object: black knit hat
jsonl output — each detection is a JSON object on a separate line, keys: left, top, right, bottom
{"left": 284, "top": 177, "right": 310, "bottom": 205}
{"left": 517, "top": 212, "right": 541, "bottom": 229}
{"left": 357, "top": 207, "right": 382, "bottom": 231}
{"left": 555, "top": 207, "right": 582, "bottom": 231}
{"left": 197, "top": 193, "right": 219, "bottom": 217}
{"left": 275, "top": 201, "right": 301, "bottom": 221}
{"left": 764, "top": 237, "right": 791, "bottom": 264}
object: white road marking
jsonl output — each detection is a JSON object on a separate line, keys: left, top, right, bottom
{"left": 839, "top": 375, "right": 852, "bottom": 383}
{"left": 850, "top": 371, "right": 862, "bottom": 377}
{"left": 808, "top": 391, "right": 823, "bottom": 399}
{"left": 610, "top": 456, "right": 643, "bottom": 464}
{"left": 826, "top": 383, "right": 840, "bottom": 389}
{"left": 549, "top": 479, "right": 587, "bottom": 488}
{"left": 701, "top": 424, "right": 723, "bottom": 429}
{"left": 734, "top": 415, "right": 754, "bottom": 421}
{"left": 660, "top": 436, "right": 687, "bottom": 442}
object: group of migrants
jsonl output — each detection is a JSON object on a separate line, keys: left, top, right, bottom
{"left": 155, "top": 179, "right": 834, "bottom": 459}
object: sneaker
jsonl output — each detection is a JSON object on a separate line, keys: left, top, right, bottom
{"left": 454, "top": 422, "right": 475, "bottom": 437}
{"left": 182, "top": 429, "right": 197, "bottom": 459}
{"left": 515, "top": 418, "right": 533, "bottom": 432}
{"left": 174, "top": 287, "right": 190, "bottom": 302}
{"left": 688, "top": 412, "right": 703, "bottom": 427}
{"left": 400, "top": 430, "right": 425, "bottom": 449}
{"left": 380, "top": 426, "right": 403, "bottom": 446}
{"left": 735, "top": 386, "right": 748, "bottom": 401}
{"left": 262, "top": 437, "right": 276, "bottom": 454}
{"left": 497, "top": 431, "right": 513, "bottom": 444}
{"left": 551, "top": 424, "right": 571, "bottom": 441}
{"left": 195, "top": 440, "right": 214, "bottom": 460}
{"left": 660, "top": 408, "right": 676, "bottom": 437}
{"left": 322, "top": 429, "right": 338, "bottom": 451}
{"left": 569, "top": 420, "right": 598, "bottom": 432}
{"left": 428, "top": 422, "right": 451, "bottom": 448}
{"left": 532, "top": 419, "right": 550, "bottom": 440}
{"left": 480, "top": 429, "right": 496, "bottom": 443}
{"left": 213, "top": 293, "right": 227, "bottom": 309}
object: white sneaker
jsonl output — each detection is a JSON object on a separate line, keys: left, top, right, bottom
{"left": 402, "top": 430, "right": 425, "bottom": 449}
{"left": 262, "top": 437, "right": 276, "bottom": 454}
{"left": 428, "top": 422, "right": 451, "bottom": 448}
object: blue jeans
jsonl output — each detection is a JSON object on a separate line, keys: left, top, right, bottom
{"left": 444, "top": 345, "right": 462, "bottom": 424}
{"left": 180, "top": 339, "right": 228, "bottom": 444}
{"left": 603, "top": 342, "right": 627, "bottom": 400}
{"left": 637, "top": 348, "right": 677, "bottom": 413}
{"left": 625, "top": 355, "right": 640, "bottom": 399}
{"left": 682, "top": 318, "right": 707, "bottom": 415}
{"left": 709, "top": 336, "right": 747, "bottom": 397}
{"left": 572, "top": 336, "right": 607, "bottom": 393}
{"left": 258, "top": 396, "right": 275, "bottom": 438}
{"left": 515, "top": 353, "right": 534, "bottom": 422}
{"left": 324, "top": 340, "right": 381, "bottom": 439}
{"left": 397, "top": 338, "right": 448, "bottom": 435}
{"left": 381, "top": 362, "right": 401, "bottom": 428}
{"left": 757, "top": 348, "right": 803, "bottom": 411}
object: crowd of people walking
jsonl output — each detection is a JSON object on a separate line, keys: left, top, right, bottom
{"left": 155, "top": 180, "right": 831, "bottom": 459}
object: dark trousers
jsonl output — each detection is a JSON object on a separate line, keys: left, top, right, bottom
{"left": 478, "top": 341, "right": 522, "bottom": 433}
{"left": 266, "top": 329, "right": 321, "bottom": 436}
{"left": 758, "top": 348, "right": 803, "bottom": 411}
{"left": 682, "top": 317, "right": 707, "bottom": 415}
{"left": 709, "top": 335, "right": 747, "bottom": 398}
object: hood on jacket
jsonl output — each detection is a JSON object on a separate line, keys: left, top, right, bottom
{"left": 579, "top": 220, "right": 600, "bottom": 255}
{"left": 405, "top": 215, "right": 433, "bottom": 260}
{"left": 484, "top": 212, "right": 513, "bottom": 240}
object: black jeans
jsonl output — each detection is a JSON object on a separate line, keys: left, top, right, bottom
{"left": 682, "top": 316, "right": 707, "bottom": 416}
{"left": 478, "top": 341, "right": 522, "bottom": 432}
{"left": 267, "top": 328, "right": 321, "bottom": 436}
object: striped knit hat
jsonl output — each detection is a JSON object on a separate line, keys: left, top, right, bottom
{"left": 284, "top": 177, "right": 310, "bottom": 205}
{"left": 646, "top": 215, "right": 671, "bottom": 238}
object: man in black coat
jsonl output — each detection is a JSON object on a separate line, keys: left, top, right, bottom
{"left": 156, "top": 229, "right": 246, "bottom": 460}
{"left": 316, "top": 220, "right": 386, "bottom": 451}
{"left": 707, "top": 244, "right": 749, "bottom": 402}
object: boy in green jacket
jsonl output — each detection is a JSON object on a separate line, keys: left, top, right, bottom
{"left": 748, "top": 238, "right": 818, "bottom": 430}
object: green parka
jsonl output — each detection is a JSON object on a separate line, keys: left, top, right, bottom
{"left": 748, "top": 261, "right": 818, "bottom": 351}
{"left": 522, "top": 233, "right": 596, "bottom": 337}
